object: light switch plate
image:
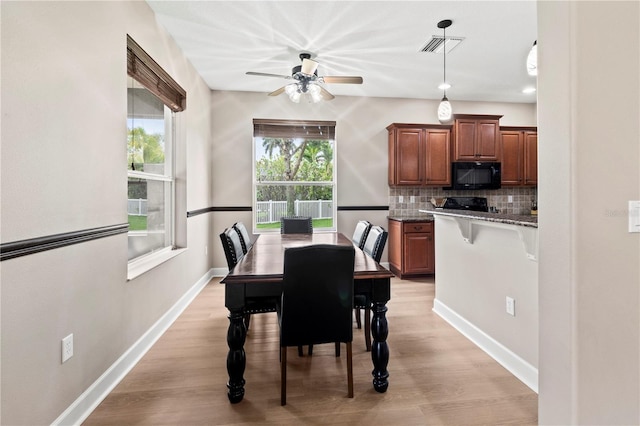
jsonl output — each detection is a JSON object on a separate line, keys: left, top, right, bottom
{"left": 629, "top": 201, "right": 640, "bottom": 233}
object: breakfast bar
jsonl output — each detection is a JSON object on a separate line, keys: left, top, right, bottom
{"left": 426, "top": 208, "right": 539, "bottom": 392}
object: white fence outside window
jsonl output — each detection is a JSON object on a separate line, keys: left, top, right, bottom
{"left": 256, "top": 200, "right": 332, "bottom": 224}
{"left": 128, "top": 198, "right": 147, "bottom": 216}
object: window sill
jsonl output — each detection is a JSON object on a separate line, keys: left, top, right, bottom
{"left": 127, "top": 247, "right": 187, "bottom": 281}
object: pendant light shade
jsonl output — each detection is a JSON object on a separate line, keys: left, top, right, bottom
{"left": 438, "top": 96, "right": 452, "bottom": 122}
{"left": 527, "top": 40, "right": 537, "bottom": 76}
{"left": 437, "top": 19, "right": 453, "bottom": 123}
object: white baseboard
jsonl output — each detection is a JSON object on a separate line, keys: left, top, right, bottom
{"left": 52, "top": 269, "right": 215, "bottom": 426}
{"left": 212, "top": 267, "right": 229, "bottom": 277}
{"left": 433, "top": 298, "right": 538, "bottom": 393}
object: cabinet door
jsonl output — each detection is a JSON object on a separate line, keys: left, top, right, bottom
{"left": 403, "top": 232, "right": 434, "bottom": 274}
{"left": 500, "top": 131, "right": 523, "bottom": 185}
{"left": 454, "top": 120, "right": 477, "bottom": 160}
{"left": 523, "top": 131, "right": 538, "bottom": 185}
{"left": 395, "top": 128, "right": 423, "bottom": 185}
{"left": 476, "top": 120, "right": 500, "bottom": 160}
{"left": 424, "top": 128, "right": 451, "bottom": 185}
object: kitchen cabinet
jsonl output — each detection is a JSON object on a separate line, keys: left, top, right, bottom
{"left": 387, "top": 123, "right": 451, "bottom": 186}
{"left": 388, "top": 219, "right": 435, "bottom": 278}
{"left": 500, "top": 127, "right": 537, "bottom": 186}
{"left": 451, "top": 114, "right": 502, "bottom": 161}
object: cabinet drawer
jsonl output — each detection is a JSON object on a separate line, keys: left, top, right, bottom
{"left": 402, "top": 222, "right": 433, "bottom": 234}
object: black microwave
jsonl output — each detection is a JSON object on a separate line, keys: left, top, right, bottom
{"left": 449, "top": 162, "right": 501, "bottom": 190}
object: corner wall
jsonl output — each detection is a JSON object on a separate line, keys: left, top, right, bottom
{"left": 537, "top": 1, "right": 640, "bottom": 423}
{"left": 0, "top": 2, "right": 214, "bottom": 424}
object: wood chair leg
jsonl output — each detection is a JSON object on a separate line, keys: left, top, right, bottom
{"left": 347, "top": 341, "right": 354, "bottom": 398}
{"left": 355, "top": 308, "right": 362, "bottom": 329}
{"left": 308, "top": 344, "right": 313, "bottom": 356}
{"left": 297, "top": 345, "right": 303, "bottom": 357}
{"left": 335, "top": 342, "right": 340, "bottom": 357}
{"left": 364, "top": 306, "right": 371, "bottom": 352}
{"left": 244, "top": 313, "right": 251, "bottom": 331}
{"left": 281, "top": 347, "right": 287, "bottom": 406}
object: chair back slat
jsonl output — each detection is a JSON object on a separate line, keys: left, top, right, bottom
{"left": 233, "top": 222, "right": 252, "bottom": 254}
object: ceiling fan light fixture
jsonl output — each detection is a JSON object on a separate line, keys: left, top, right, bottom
{"left": 436, "top": 19, "right": 453, "bottom": 124}
{"left": 527, "top": 40, "right": 537, "bottom": 76}
{"left": 308, "top": 83, "right": 323, "bottom": 103}
{"left": 301, "top": 58, "right": 319, "bottom": 76}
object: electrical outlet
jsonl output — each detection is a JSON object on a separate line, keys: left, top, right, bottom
{"left": 62, "top": 334, "right": 73, "bottom": 363}
{"left": 410, "top": 195, "right": 415, "bottom": 203}
{"left": 506, "top": 297, "right": 515, "bottom": 316}
{"left": 508, "top": 195, "right": 514, "bottom": 203}
{"left": 398, "top": 195, "right": 403, "bottom": 203}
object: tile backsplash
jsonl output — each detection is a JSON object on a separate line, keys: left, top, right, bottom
{"left": 389, "top": 186, "right": 537, "bottom": 216}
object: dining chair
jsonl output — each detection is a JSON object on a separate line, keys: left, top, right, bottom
{"left": 354, "top": 225, "right": 388, "bottom": 351}
{"left": 233, "top": 222, "right": 252, "bottom": 254}
{"left": 351, "top": 220, "right": 371, "bottom": 249}
{"left": 220, "top": 227, "right": 277, "bottom": 331}
{"left": 280, "top": 216, "right": 313, "bottom": 234}
{"left": 278, "top": 244, "right": 355, "bottom": 406}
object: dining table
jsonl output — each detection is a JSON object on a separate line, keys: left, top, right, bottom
{"left": 220, "top": 232, "right": 394, "bottom": 403}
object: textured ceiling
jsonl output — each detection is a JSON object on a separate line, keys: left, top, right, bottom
{"left": 147, "top": 1, "right": 537, "bottom": 103}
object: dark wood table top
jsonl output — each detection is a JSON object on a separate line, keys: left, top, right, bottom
{"left": 221, "top": 232, "right": 393, "bottom": 284}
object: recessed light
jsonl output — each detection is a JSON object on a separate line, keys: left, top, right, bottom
{"left": 522, "top": 87, "right": 536, "bottom": 94}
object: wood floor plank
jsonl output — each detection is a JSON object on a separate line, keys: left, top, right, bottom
{"left": 83, "top": 277, "right": 537, "bottom": 425}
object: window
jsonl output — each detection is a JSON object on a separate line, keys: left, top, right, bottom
{"left": 253, "top": 119, "right": 336, "bottom": 232}
{"left": 127, "top": 35, "right": 185, "bottom": 265}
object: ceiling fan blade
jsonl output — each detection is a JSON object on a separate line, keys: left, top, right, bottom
{"left": 321, "top": 76, "right": 363, "bottom": 84}
{"left": 246, "top": 71, "right": 292, "bottom": 79}
{"left": 301, "top": 58, "right": 319, "bottom": 76}
{"left": 268, "top": 86, "right": 286, "bottom": 97}
{"left": 319, "top": 86, "right": 335, "bottom": 101}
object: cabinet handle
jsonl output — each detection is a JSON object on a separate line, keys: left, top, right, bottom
{"left": 413, "top": 226, "right": 423, "bottom": 231}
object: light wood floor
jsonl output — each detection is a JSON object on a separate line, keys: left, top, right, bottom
{"left": 83, "top": 277, "right": 537, "bottom": 425}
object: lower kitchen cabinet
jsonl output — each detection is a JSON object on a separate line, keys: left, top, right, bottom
{"left": 388, "top": 219, "right": 435, "bottom": 278}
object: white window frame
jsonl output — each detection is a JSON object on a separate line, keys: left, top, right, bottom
{"left": 126, "top": 35, "right": 186, "bottom": 279}
{"left": 252, "top": 120, "right": 337, "bottom": 234}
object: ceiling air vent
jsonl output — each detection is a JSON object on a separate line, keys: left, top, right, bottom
{"left": 420, "top": 36, "right": 464, "bottom": 53}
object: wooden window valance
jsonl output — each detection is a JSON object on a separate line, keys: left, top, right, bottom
{"left": 253, "top": 119, "right": 336, "bottom": 140}
{"left": 127, "top": 35, "right": 186, "bottom": 112}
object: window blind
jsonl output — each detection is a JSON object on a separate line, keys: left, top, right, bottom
{"left": 127, "top": 35, "right": 186, "bottom": 112}
{"left": 253, "top": 119, "right": 336, "bottom": 140}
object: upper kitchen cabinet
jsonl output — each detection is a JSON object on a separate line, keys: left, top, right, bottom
{"left": 500, "top": 127, "right": 537, "bottom": 186}
{"left": 387, "top": 123, "right": 451, "bottom": 186}
{"left": 451, "top": 114, "right": 502, "bottom": 161}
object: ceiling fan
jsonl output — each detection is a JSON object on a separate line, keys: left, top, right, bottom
{"left": 246, "top": 53, "right": 363, "bottom": 102}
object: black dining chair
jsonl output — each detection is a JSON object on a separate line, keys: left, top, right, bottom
{"left": 354, "top": 225, "right": 388, "bottom": 351}
{"left": 233, "top": 222, "right": 252, "bottom": 254}
{"left": 280, "top": 216, "right": 313, "bottom": 234}
{"left": 220, "top": 226, "right": 277, "bottom": 331}
{"left": 278, "top": 244, "right": 355, "bottom": 406}
{"left": 351, "top": 220, "right": 371, "bottom": 249}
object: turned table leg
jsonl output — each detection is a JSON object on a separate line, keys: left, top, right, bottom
{"left": 226, "top": 308, "right": 246, "bottom": 403}
{"left": 371, "top": 301, "right": 389, "bottom": 392}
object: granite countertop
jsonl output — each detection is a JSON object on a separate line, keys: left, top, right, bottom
{"left": 421, "top": 208, "right": 538, "bottom": 228}
{"left": 387, "top": 213, "right": 435, "bottom": 222}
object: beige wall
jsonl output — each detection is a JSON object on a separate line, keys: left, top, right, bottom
{"left": 1, "top": 2, "right": 214, "bottom": 424}
{"left": 209, "top": 90, "right": 536, "bottom": 270}
{"left": 538, "top": 1, "right": 640, "bottom": 424}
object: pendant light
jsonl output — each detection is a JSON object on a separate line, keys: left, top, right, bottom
{"left": 526, "top": 40, "right": 537, "bottom": 76}
{"left": 437, "top": 19, "right": 453, "bottom": 123}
